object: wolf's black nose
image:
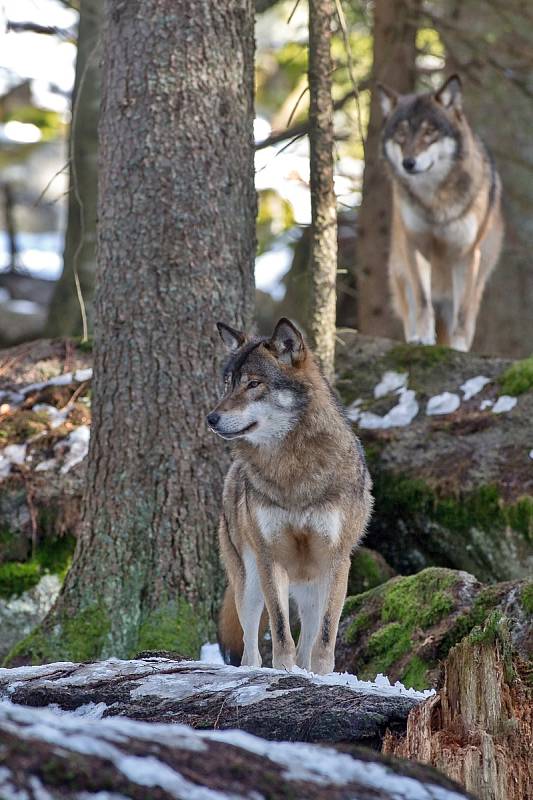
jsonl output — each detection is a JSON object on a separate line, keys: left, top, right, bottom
{"left": 207, "top": 412, "right": 220, "bottom": 428}
{"left": 402, "top": 157, "right": 416, "bottom": 173}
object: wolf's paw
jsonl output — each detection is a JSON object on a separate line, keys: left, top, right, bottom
{"left": 451, "top": 335, "right": 469, "bottom": 352}
{"left": 241, "top": 648, "right": 262, "bottom": 668}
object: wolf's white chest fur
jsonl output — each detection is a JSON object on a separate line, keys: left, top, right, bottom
{"left": 400, "top": 200, "right": 479, "bottom": 254}
{"left": 255, "top": 504, "right": 342, "bottom": 545}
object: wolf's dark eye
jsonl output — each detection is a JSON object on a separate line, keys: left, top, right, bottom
{"left": 247, "top": 380, "right": 261, "bottom": 390}
{"left": 424, "top": 125, "right": 436, "bottom": 137}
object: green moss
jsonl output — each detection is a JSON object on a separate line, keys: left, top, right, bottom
{"left": 382, "top": 569, "right": 456, "bottom": 629}
{"left": 467, "top": 610, "right": 505, "bottom": 646}
{"left": 136, "top": 599, "right": 206, "bottom": 659}
{"left": 0, "top": 560, "right": 41, "bottom": 598}
{"left": 500, "top": 356, "right": 533, "bottom": 396}
{"left": 367, "top": 622, "right": 411, "bottom": 659}
{"left": 343, "top": 569, "right": 458, "bottom": 685}
{"left": 520, "top": 582, "right": 533, "bottom": 615}
{"left": 0, "top": 535, "right": 75, "bottom": 599}
{"left": 401, "top": 655, "right": 431, "bottom": 691}
{"left": 373, "top": 469, "right": 533, "bottom": 546}
{"left": 438, "top": 584, "right": 506, "bottom": 657}
{"left": 5, "top": 603, "right": 111, "bottom": 666}
{"left": 507, "top": 498, "right": 533, "bottom": 543}
{"left": 386, "top": 343, "right": 452, "bottom": 371}
{"left": 348, "top": 548, "right": 392, "bottom": 595}
{"left": 0, "top": 409, "right": 49, "bottom": 444}
{"left": 75, "top": 336, "right": 93, "bottom": 353}
{"left": 345, "top": 612, "right": 372, "bottom": 643}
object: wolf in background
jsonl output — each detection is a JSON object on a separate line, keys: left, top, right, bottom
{"left": 378, "top": 74, "right": 503, "bottom": 351}
{"left": 207, "top": 318, "right": 373, "bottom": 674}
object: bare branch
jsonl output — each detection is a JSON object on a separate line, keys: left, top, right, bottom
{"left": 255, "top": 81, "right": 369, "bottom": 150}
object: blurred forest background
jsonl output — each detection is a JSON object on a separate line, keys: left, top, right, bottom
{"left": 1, "top": 0, "right": 532, "bottom": 357}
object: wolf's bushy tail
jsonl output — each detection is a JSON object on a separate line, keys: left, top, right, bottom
{"left": 217, "top": 584, "right": 244, "bottom": 666}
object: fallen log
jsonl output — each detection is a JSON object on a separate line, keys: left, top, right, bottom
{"left": 383, "top": 619, "right": 533, "bottom": 800}
{"left": 0, "top": 656, "right": 429, "bottom": 748}
{"left": 0, "top": 699, "right": 476, "bottom": 800}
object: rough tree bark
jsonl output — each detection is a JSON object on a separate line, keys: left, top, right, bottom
{"left": 46, "top": 0, "right": 102, "bottom": 338}
{"left": 308, "top": 0, "right": 337, "bottom": 382}
{"left": 356, "top": 0, "right": 421, "bottom": 339}
{"left": 11, "top": 0, "right": 255, "bottom": 663}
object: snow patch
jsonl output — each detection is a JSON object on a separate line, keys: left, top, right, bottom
{"left": 200, "top": 642, "right": 225, "bottom": 665}
{"left": 59, "top": 424, "right": 90, "bottom": 474}
{"left": 480, "top": 399, "right": 494, "bottom": 410}
{"left": 22, "top": 368, "right": 92, "bottom": 398}
{"left": 529, "top": 450, "right": 533, "bottom": 461}
{"left": 0, "top": 443, "right": 27, "bottom": 478}
{"left": 426, "top": 392, "right": 460, "bottom": 416}
{"left": 492, "top": 395, "right": 517, "bottom": 414}
{"left": 292, "top": 667, "right": 434, "bottom": 699}
{"left": 359, "top": 388, "right": 419, "bottom": 429}
{"left": 374, "top": 370, "right": 408, "bottom": 399}
{"left": 34, "top": 458, "right": 57, "bottom": 472}
{"left": 33, "top": 403, "right": 68, "bottom": 429}
{"left": 460, "top": 375, "right": 490, "bottom": 400}
{"left": 346, "top": 397, "right": 363, "bottom": 422}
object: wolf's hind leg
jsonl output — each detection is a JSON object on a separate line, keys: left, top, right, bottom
{"left": 291, "top": 582, "right": 323, "bottom": 671}
{"left": 310, "top": 557, "right": 351, "bottom": 675}
{"left": 235, "top": 548, "right": 264, "bottom": 668}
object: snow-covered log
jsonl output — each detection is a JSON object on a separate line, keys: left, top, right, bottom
{"left": 0, "top": 656, "right": 432, "bottom": 748}
{"left": 0, "top": 699, "right": 475, "bottom": 800}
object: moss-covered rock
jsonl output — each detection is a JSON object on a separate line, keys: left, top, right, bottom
{"left": 348, "top": 547, "right": 396, "bottom": 595}
{"left": 336, "top": 567, "right": 532, "bottom": 691}
{"left": 336, "top": 333, "right": 533, "bottom": 583}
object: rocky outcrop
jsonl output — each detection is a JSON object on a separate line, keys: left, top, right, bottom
{"left": 336, "top": 567, "right": 532, "bottom": 690}
{"left": 336, "top": 334, "right": 533, "bottom": 582}
{"left": 0, "top": 699, "right": 475, "bottom": 800}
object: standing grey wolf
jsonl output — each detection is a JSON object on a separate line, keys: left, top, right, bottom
{"left": 378, "top": 74, "right": 503, "bottom": 351}
{"left": 207, "top": 318, "right": 373, "bottom": 674}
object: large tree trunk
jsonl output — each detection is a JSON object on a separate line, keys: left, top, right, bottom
{"left": 46, "top": 0, "right": 102, "bottom": 338}
{"left": 12, "top": 0, "right": 255, "bottom": 663}
{"left": 355, "top": 0, "right": 420, "bottom": 339}
{"left": 308, "top": 0, "right": 337, "bottom": 382}
{"left": 433, "top": 1, "right": 533, "bottom": 358}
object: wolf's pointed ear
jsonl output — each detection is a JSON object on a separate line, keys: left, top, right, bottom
{"left": 435, "top": 74, "right": 462, "bottom": 111}
{"left": 377, "top": 84, "right": 398, "bottom": 119}
{"left": 269, "top": 318, "right": 305, "bottom": 365}
{"left": 216, "top": 322, "right": 246, "bottom": 352}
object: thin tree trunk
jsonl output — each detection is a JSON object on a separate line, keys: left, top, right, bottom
{"left": 45, "top": 0, "right": 102, "bottom": 338}
{"left": 2, "top": 183, "right": 18, "bottom": 271}
{"left": 356, "top": 0, "right": 421, "bottom": 339}
{"left": 308, "top": 0, "right": 337, "bottom": 382}
{"left": 12, "top": 0, "right": 255, "bottom": 664}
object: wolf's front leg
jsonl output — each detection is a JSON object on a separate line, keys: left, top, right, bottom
{"left": 235, "top": 549, "right": 265, "bottom": 668}
{"left": 258, "top": 560, "right": 295, "bottom": 671}
{"left": 451, "top": 248, "right": 483, "bottom": 352}
{"left": 310, "top": 557, "right": 351, "bottom": 675}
